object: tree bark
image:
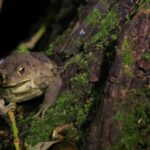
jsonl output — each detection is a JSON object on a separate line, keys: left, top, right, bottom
{"left": 53, "top": 1, "right": 150, "bottom": 150}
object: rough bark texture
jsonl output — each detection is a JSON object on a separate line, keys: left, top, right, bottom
{"left": 99, "top": 10, "right": 150, "bottom": 150}
{"left": 82, "top": 2, "right": 150, "bottom": 150}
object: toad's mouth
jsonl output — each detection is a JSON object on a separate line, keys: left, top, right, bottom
{"left": 2, "top": 80, "right": 32, "bottom": 94}
{"left": 1, "top": 79, "right": 31, "bottom": 88}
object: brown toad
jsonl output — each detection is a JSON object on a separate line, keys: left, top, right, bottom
{"left": 0, "top": 52, "right": 62, "bottom": 117}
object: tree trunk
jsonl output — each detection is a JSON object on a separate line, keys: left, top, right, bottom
{"left": 52, "top": 0, "right": 150, "bottom": 149}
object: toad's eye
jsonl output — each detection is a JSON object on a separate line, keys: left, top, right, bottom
{"left": 18, "top": 67, "right": 25, "bottom": 74}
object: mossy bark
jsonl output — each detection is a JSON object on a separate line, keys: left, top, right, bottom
{"left": 48, "top": 1, "right": 150, "bottom": 150}
{"left": 24, "top": 0, "right": 150, "bottom": 149}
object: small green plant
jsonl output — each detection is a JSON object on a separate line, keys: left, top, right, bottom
{"left": 143, "top": 51, "right": 150, "bottom": 61}
{"left": 85, "top": 8, "right": 101, "bottom": 26}
{"left": 15, "top": 46, "right": 29, "bottom": 53}
{"left": 122, "top": 36, "right": 134, "bottom": 66}
{"left": 91, "top": 9, "right": 119, "bottom": 44}
{"left": 45, "top": 44, "right": 54, "bottom": 56}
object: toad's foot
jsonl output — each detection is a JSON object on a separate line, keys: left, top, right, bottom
{"left": 32, "top": 104, "right": 49, "bottom": 119}
{"left": 0, "top": 99, "right": 16, "bottom": 116}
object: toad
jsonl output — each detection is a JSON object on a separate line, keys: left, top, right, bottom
{"left": 0, "top": 52, "right": 62, "bottom": 117}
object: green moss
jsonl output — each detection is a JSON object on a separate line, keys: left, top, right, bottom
{"left": 25, "top": 71, "right": 93, "bottom": 145}
{"left": 24, "top": 49, "right": 96, "bottom": 145}
{"left": 143, "top": 51, "right": 150, "bottom": 61}
{"left": 76, "top": 97, "right": 93, "bottom": 125}
{"left": 138, "top": 0, "right": 150, "bottom": 10}
{"left": 25, "top": 118, "right": 55, "bottom": 146}
{"left": 112, "top": 88, "right": 150, "bottom": 150}
{"left": 15, "top": 46, "right": 29, "bottom": 53}
{"left": 121, "top": 36, "right": 135, "bottom": 77}
{"left": 84, "top": 4, "right": 119, "bottom": 49}
{"left": 64, "top": 52, "right": 94, "bottom": 71}
{"left": 113, "top": 112, "right": 141, "bottom": 150}
{"left": 71, "top": 72, "right": 88, "bottom": 85}
{"left": 71, "top": 72, "right": 91, "bottom": 96}
{"left": 122, "top": 36, "right": 134, "bottom": 66}
{"left": 91, "top": 9, "right": 119, "bottom": 44}
{"left": 123, "top": 52, "right": 133, "bottom": 66}
{"left": 25, "top": 91, "right": 74, "bottom": 145}
{"left": 85, "top": 8, "right": 101, "bottom": 26}
{"left": 45, "top": 44, "right": 54, "bottom": 56}
{"left": 26, "top": 87, "right": 93, "bottom": 145}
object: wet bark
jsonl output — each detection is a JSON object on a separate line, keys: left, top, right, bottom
{"left": 83, "top": 3, "right": 150, "bottom": 150}
{"left": 52, "top": 0, "right": 150, "bottom": 150}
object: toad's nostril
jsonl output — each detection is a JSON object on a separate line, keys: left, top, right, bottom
{"left": 0, "top": 72, "right": 6, "bottom": 84}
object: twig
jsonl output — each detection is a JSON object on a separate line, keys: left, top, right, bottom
{"left": 8, "top": 111, "right": 20, "bottom": 150}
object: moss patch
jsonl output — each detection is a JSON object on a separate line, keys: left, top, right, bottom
{"left": 85, "top": 8, "right": 101, "bottom": 26}
{"left": 138, "top": 0, "right": 150, "bottom": 10}
{"left": 64, "top": 52, "right": 94, "bottom": 71}
{"left": 24, "top": 51, "right": 95, "bottom": 146}
{"left": 83, "top": 4, "right": 119, "bottom": 49}
{"left": 121, "top": 36, "right": 135, "bottom": 77}
{"left": 143, "top": 51, "right": 150, "bottom": 61}
{"left": 91, "top": 9, "right": 119, "bottom": 44}
{"left": 45, "top": 44, "right": 55, "bottom": 56}
{"left": 122, "top": 36, "right": 134, "bottom": 66}
{"left": 112, "top": 88, "right": 150, "bottom": 150}
{"left": 25, "top": 88, "right": 93, "bottom": 145}
{"left": 15, "top": 46, "right": 30, "bottom": 53}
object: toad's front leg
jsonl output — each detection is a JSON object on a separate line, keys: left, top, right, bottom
{"left": 34, "top": 77, "right": 62, "bottom": 118}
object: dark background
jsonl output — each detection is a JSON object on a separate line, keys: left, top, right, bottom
{"left": 0, "top": 0, "right": 49, "bottom": 57}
